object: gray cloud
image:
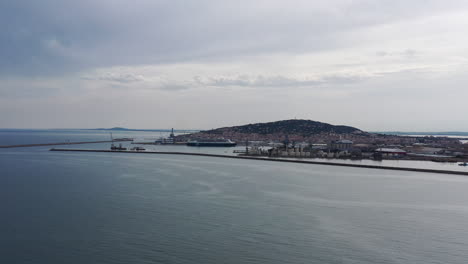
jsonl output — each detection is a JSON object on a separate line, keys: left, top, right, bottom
{"left": 82, "top": 72, "right": 145, "bottom": 83}
{"left": 1, "top": 0, "right": 466, "bottom": 77}
{"left": 196, "top": 73, "right": 369, "bottom": 89}
{"left": 75, "top": 64, "right": 435, "bottom": 94}
{"left": 376, "top": 49, "right": 418, "bottom": 58}
{"left": 159, "top": 84, "right": 190, "bottom": 91}
{"left": 2, "top": 1, "right": 468, "bottom": 130}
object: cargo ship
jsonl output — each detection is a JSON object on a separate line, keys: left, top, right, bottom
{"left": 186, "top": 139, "right": 237, "bottom": 147}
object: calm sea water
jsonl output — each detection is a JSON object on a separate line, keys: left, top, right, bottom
{"left": 1, "top": 130, "right": 468, "bottom": 263}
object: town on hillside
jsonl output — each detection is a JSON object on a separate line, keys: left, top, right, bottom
{"left": 173, "top": 119, "right": 468, "bottom": 163}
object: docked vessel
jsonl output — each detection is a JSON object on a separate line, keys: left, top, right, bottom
{"left": 110, "top": 132, "right": 127, "bottom": 150}
{"left": 187, "top": 139, "right": 237, "bottom": 147}
{"left": 130, "top": 146, "right": 145, "bottom": 151}
{"left": 111, "top": 143, "right": 127, "bottom": 150}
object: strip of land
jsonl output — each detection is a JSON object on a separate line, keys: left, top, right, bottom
{"left": 0, "top": 140, "right": 131, "bottom": 148}
{"left": 49, "top": 148, "right": 468, "bottom": 176}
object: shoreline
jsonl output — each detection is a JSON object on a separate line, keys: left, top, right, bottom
{"left": 49, "top": 148, "right": 468, "bottom": 176}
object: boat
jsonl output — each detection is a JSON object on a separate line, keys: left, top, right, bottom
{"left": 187, "top": 139, "right": 237, "bottom": 147}
{"left": 110, "top": 133, "right": 127, "bottom": 150}
{"left": 130, "top": 146, "right": 146, "bottom": 151}
{"left": 113, "top": 137, "right": 134, "bottom": 141}
{"left": 459, "top": 162, "right": 468, "bottom": 166}
{"left": 111, "top": 143, "right": 127, "bottom": 150}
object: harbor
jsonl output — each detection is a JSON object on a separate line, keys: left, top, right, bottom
{"left": 3, "top": 128, "right": 468, "bottom": 173}
{"left": 49, "top": 148, "right": 468, "bottom": 176}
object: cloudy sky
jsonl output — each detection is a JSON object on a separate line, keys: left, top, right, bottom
{"left": 1, "top": 0, "right": 468, "bottom": 131}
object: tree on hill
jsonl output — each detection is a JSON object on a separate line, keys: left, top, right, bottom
{"left": 203, "top": 119, "right": 363, "bottom": 136}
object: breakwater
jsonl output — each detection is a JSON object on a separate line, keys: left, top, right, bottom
{"left": 49, "top": 148, "right": 468, "bottom": 176}
{"left": 0, "top": 140, "right": 131, "bottom": 149}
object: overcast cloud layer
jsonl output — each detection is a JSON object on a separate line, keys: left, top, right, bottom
{"left": 1, "top": 0, "right": 468, "bottom": 131}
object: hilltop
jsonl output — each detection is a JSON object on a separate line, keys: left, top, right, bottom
{"left": 204, "top": 119, "right": 364, "bottom": 136}
{"left": 92, "top": 127, "right": 130, "bottom": 131}
{"left": 176, "top": 119, "right": 369, "bottom": 143}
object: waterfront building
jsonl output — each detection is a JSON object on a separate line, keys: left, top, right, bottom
{"left": 329, "top": 139, "right": 354, "bottom": 151}
{"left": 375, "top": 148, "right": 407, "bottom": 157}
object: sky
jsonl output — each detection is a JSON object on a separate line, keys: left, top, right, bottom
{"left": 1, "top": 0, "right": 468, "bottom": 131}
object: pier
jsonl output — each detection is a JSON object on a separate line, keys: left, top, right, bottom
{"left": 49, "top": 148, "right": 468, "bottom": 176}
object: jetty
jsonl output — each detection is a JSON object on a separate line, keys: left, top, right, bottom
{"left": 0, "top": 140, "right": 132, "bottom": 149}
{"left": 49, "top": 148, "right": 468, "bottom": 176}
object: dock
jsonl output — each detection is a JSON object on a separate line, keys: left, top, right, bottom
{"left": 49, "top": 148, "right": 468, "bottom": 176}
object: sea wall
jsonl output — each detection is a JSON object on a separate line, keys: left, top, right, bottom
{"left": 49, "top": 148, "right": 468, "bottom": 176}
{"left": 0, "top": 140, "right": 131, "bottom": 148}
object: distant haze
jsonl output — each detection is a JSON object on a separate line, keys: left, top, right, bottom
{"left": 1, "top": 0, "right": 468, "bottom": 131}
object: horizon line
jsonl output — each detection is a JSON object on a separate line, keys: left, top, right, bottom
{"left": 1, "top": 128, "right": 468, "bottom": 134}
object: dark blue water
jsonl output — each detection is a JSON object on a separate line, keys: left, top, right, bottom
{"left": 1, "top": 131, "right": 468, "bottom": 263}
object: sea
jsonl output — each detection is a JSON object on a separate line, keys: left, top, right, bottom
{"left": 1, "top": 129, "right": 468, "bottom": 264}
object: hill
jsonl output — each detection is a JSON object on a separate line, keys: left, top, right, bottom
{"left": 203, "top": 119, "right": 364, "bottom": 136}
{"left": 92, "top": 127, "right": 129, "bottom": 131}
